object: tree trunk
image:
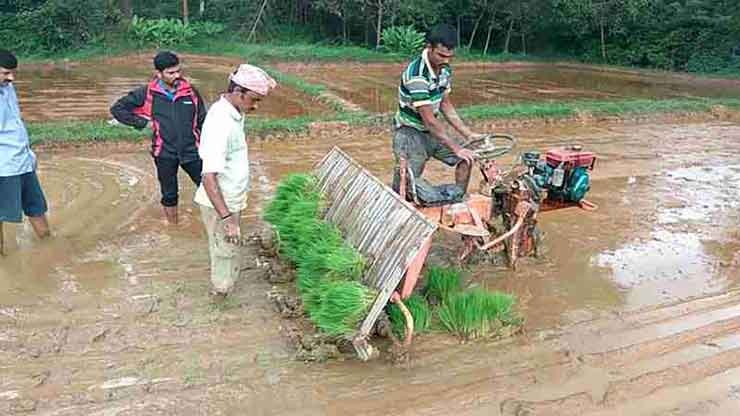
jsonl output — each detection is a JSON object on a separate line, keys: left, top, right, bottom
{"left": 504, "top": 18, "right": 513, "bottom": 53}
{"left": 467, "top": 14, "right": 484, "bottom": 50}
{"left": 182, "top": 0, "right": 189, "bottom": 24}
{"left": 342, "top": 16, "right": 348, "bottom": 44}
{"left": 457, "top": 15, "right": 462, "bottom": 48}
{"left": 483, "top": 13, "right": 496, "bottom": 55}
{"left": 375, "top": 0, "right": 383, "bottom": 49}
{"left": 248, "top": 0, "right": 269, "bottom": 43}
{"left": 600, "top": 18, "right": 607, "bottom": 61}
{"left": 199, "top": 0, "right": 205, "bottom": 18}
{"left": 118, "top": 0, "right": 132, "bottom": 19}
{"left": 521, "top": 31, "right": 526, "bottom": 55}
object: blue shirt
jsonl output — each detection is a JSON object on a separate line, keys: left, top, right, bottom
{"left": 158, "top": 79, "right": 176, "bottom": 101}
{"left": 0, "top": 83, "right": 36, "bottom": 177}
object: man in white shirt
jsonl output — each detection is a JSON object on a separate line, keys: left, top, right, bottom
{"left": 194, "top": 64, "right": 276, "bottom": 297}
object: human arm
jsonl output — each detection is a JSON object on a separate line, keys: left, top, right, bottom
{"left": 202, "top": 172, "right": 240, "bottom": 242}
{"left": 418, "top": 103, "right": 476, "bottom": 164}
{"left": 439, "top": 93, "right": 480, "bottom": 141}
{"left": 110, "top": 86, "right": 150, "bottom": 129}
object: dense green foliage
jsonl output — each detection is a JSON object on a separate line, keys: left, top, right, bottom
{"left": 129, "top": 16, "right": 225, "bottom": 46}
{"left": 381, "top": 25, "right": 425, "bottom": 56}
{"left": 2, "top": 0, "right": 738, "bottom": 74}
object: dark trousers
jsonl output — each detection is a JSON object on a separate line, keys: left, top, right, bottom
{"left": 154, "top": 157, "right": 202, "bottom": 207}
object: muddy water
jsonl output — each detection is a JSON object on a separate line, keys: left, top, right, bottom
{"left": 278, "top": 61, "right": 740, "bottom": 113}
{"left": 13, "top": 54, "right": 332, "bottom": 122}
{"left": 2, "top": 117, "right": 740, "bottom": 415}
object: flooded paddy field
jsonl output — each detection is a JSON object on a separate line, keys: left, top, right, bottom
{"left": 276, "top": 61, "right": 740, "bottom": 113}
{"left": 15, "top": 56, "right": 740, "bottom": 123}
{"left": 2, "top": 111, "right": 740, "bottom": 415}
{"left": 12, "top": 54, "right": 333, "bottom": 122}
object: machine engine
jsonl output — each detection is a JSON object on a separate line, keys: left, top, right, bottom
{"left": 520, "top": 145, "right": 595, "bottom": 204}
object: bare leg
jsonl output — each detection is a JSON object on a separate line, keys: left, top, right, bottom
{"left": 163, "top": 205, "right": 179, "bottom": 225}
{"left": 455, "top": 160, "right": 472, "bottom": 193}
{"left": 28, "top": 215, "right": 51, "bottom": 239}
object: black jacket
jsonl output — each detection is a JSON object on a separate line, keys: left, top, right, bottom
{"left": 110, "top": 78, "right": 206, "bottom": 162}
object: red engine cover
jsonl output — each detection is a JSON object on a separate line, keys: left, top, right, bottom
{"left": 545, "top": 147, "right": 596, "bottom": 169}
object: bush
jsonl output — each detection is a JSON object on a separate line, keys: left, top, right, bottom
{"left": 1, "top": 0, "right": 113, "bottom": 54}
{"left": 381, "top": 25, "right": 425, "bottom": 56}
{"left": 190, "top": 21, "right": 226, "bottom": 37}
{"left": 129, "top": 16, "right": 197, "bottom": 47}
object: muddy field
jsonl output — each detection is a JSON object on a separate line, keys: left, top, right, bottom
{"left": 1, "top": 106, "right": 739, "bottom": 414}
{"left": 14, "top": 57, "right": 740, "bottom": 121}
{"left": 276, "top": 61, "right": 740, "bottom": 113}
{"left": 12, "top": 54, "right": 333, "bottom": 122}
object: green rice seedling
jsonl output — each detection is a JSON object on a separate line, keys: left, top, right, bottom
{"left": 291, "top": 222, "right": 344, "bottom": 268}
{"left": 423, "top": 266, "right": 463, "bottom": 305}
{"left": 275, "top": 197, "right": 325, "bottom": 261}
{"left": 264, "top": 173, "right": 317, "bottom": 226}
{"left": 437, "top": 289, "right": 518, "bottom": 340}
{"left": 294, "top": 236, "right": 345, "bottom": 297}
{"left": 298, "top": 277, "right": 335, "bottom": 319}
{"left": 387, "top": 294, "right": 432, "bottom": 337}
{"left": 322, "top": 244, "right": 366, "bottom": 281}
{"left": 482, "top": 290, "right": 516, "bottom": 324}
{"left": 314, "top": 281, "right": 377, "bottom": 336}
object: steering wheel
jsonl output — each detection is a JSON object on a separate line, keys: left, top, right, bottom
{"left": 464, "top": 134, "right": 517, "bottom": 160}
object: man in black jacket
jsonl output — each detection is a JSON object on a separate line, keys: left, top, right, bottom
{"left": 111, "top": 51, "right": 206, "bottom": 224}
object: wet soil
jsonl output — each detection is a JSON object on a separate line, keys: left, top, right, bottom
{"left": 276, "top": 61, "right": 740, "bottom": 113}
{"left": 13, "top": 54, "right": 333, "bottom": 122}
{"left": 2, "top": 112, "right": 739, "bottom": 415}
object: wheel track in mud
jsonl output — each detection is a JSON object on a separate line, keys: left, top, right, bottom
{"left": 310, "top": 291, "right": 740, "bottom": 415}
{"left": 496, "top": 291, "right": 740, "bottom": 415}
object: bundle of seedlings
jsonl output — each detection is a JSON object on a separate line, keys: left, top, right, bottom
{"left": 272, "top": 199, "right": 323, "bottom": 262}
{"left": 314, "top": 280, "right": 377, "bottom": 336}
{"left": 387, "top": 294, "right": 432, "bottom": 337}
{"left": 437, "top": 288, "right": 517, "bottom": 340}
{"left": 265, "top": 173, "right": 373, "bottom": 338}
{"left": 296, "top": 231, "right": 365, "bottom": 318}
{"left": 423, "top": 266, "right": 463, "bottom": 305}
{"left": 263, "top": 173, "right": 318, "bottom": 227}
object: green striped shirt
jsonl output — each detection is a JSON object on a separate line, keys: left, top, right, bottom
{"left": 394, "top": 48, "right": 452, "bottom": 131}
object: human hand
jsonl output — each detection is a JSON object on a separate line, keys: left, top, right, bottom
{"left": 221, "top": 215, "right": 241, "bottom": 244}
{"left": 455, "top": 147, "right": 476, "bottom": 165}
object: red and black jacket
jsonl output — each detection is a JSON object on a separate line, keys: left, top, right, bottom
{"left": 110, "top": 78, "right": 206, "bottom": 162}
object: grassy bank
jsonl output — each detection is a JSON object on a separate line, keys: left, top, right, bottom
{"left": 19, "top": 35, "right": 536, "bottom": 66}
{"left": 27, "top": 97, "right": 740, "bottom": 146}
{"left": 459, "top": 98, "right": 740, "bottom": 120}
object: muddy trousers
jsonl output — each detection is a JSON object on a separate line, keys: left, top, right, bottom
{"left": 200, "top": 205, "right": 241, "bottom": 293}
{"left": 154, "top": 157, "right": 202, "bottom": 207}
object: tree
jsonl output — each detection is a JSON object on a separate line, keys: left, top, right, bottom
{"left": 314, "top": 0, "right": 362, "bottom": 43}
{"left": 368, "top": 0, "right": 400, "bottom": 48}
{"left": 553, "top": 0, "right": 648, "bottom": 61}
{"left": 119, "top": 0, "right": 132, "bottom": 19}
